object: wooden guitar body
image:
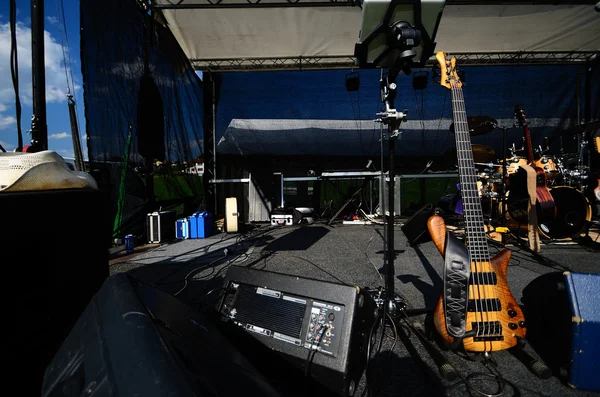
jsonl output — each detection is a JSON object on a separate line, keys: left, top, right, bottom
{"left": 507, "top": 167, "right": 556, "bottom": 224}
{"left": 513, "top": 105, "right": 556, "bottom": 222}
{"left": 428, "top": 215, "right": 526, "bottom": 352}
{"left": 533, "top": 168, "right": 556, "bottom": 220}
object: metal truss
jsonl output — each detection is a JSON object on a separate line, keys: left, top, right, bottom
{"left": 153, "top": 0, "right": 592, "bottom": 9}
{"left": 191, "top": 56, "right": 357, "bottom": 72}
{"left": 153, "top": 0, "right": 358, "bottom": 10}
{"left": 450, "top": 52, "right": 599, "bottom": 66}
{"left": 192, "top": 52, "right": 598, "bottom": 72}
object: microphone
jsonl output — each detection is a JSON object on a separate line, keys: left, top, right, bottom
{"left": 595, "top": 2, "right": 600, "bottom": 12}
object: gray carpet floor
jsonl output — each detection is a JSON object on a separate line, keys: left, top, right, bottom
{"left": 111, "top": 222, "right": 600, "bottom": 397}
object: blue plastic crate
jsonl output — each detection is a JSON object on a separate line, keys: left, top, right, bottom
{"left": 188, "top": 212, "right": 213, "bottom": 238}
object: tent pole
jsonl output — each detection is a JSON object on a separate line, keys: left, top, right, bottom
{"left": 30, "top": 0, "right": 48, "bottom": 151}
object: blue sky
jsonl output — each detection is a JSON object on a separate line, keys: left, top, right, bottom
{"left": 0, "top": 0, "right": 85, "bottom": 158}
{"left": 0, "top": 0, "right": 204, "bottom": 160}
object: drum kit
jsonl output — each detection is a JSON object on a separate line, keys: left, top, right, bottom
{"left": 449, "top": 117, "right": 599, "bottom": 240}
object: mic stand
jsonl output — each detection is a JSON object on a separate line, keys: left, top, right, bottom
{"left": 374, "top": 71, "right": 430, "bottom": 319}
{"left": 375, "top": 71, "right": 405, "bottom": 316}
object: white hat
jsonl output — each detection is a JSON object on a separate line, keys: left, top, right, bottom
{"left": 0, "top": 150, "right": 98, "bottom": 192}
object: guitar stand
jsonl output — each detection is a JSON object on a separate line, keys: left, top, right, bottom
{"left": 508, "top": 340, "right": 552, "bottom": 379}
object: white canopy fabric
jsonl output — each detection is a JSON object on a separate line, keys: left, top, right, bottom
{"left": 155, "top": 1, "right": 600, "bottom": 68}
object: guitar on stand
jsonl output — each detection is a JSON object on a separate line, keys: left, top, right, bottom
{"left": 427, "top": 52, "right": 527, "bottom": 353}
{"left": 513, "top": 106, "right": 557, "bottom": 226}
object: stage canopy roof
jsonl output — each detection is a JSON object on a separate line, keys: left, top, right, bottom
{"left": 153, "top": 0, "right": 600, "bottom": 71}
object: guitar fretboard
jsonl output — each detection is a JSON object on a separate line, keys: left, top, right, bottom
{"left": 451, "top": 83, "right": 491, "bottom": 263}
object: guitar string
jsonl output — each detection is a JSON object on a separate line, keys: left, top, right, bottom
{"left": 456, "top": 85, "right": 501, "bottom": 338}
{"left": 450, "top": 81, "right": 485, "bottom": 342}
{"left": 457, "top": 82, "right": 502, "bottom": 343}
{"left": 456, "top": 84, "right": 499, "bottom": 344}
{"left": 451, "top": 80, "right": 498, "bottom": 347}
{"left": 456, "top": 85, "right": 497, "bottom": 314}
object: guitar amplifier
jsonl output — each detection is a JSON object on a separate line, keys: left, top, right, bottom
{"left": 217, "top": 267, "right": 377, "bottom": 397}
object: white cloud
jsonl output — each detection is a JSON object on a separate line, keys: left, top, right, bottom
{"left": 0, "top": 115, "right": 16, "bottom": 129}
{"left": 49, "top": 132, "right": 69, "bottom": 139}
{"left": 0, "top": 22, "right": 80, "bottom": 130}
{"left": 46, "top": 16, "right": 59, "bottom": 25}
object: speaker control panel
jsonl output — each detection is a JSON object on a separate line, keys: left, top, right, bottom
{"left": 304, "top": 301, "right": 345, "bottom": 357}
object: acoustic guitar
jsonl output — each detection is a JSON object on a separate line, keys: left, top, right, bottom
{"left": 513, "top": 105, "right": 556, "bottom": 223}
{"left": 427, "top": 52, "right": 526, "bottom": 352}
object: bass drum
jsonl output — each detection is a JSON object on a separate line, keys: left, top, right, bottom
{"left": 543, "top": 187, "right": 592, "bottom": 239}
{"left": 501, "top": 187, "right": 591, "bottom": 239}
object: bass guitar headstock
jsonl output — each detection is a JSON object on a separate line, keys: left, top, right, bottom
{"left": 435, "top": 52, "right": 462, "bottom": 90}
{"left": 514, "top": 105, "right": 528, "bottom": 127}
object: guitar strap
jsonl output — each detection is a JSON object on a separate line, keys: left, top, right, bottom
{"left": 521, "top": 165, "right": 541, "bottom": 252}
{"left": 443, "top": 230, "right": 470, "bottom": 338}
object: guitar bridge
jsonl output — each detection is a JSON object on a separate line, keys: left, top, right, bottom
{"left": 471, "top": 321, "right": 504, "bottom": 341}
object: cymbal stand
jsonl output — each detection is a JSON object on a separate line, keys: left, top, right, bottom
{"left": 500, "top": 125, "right": 509, "bottom": 229}
{"left": 578, "top": 136, "right": 588, "bottom": 192}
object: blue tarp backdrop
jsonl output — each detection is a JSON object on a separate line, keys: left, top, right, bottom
{"left": 216, "top": 65, "right": 598, "bottom": 160}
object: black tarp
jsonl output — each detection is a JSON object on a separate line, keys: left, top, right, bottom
{"left": 80, "top": 0, "right": 204, "bottom": 238}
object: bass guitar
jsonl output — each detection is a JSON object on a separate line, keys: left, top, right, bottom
{"left": 427, "top": 52, "right": 526, "bottom": 352}
{"left": 513, "top": 105, "right": 556, "bottom": 223}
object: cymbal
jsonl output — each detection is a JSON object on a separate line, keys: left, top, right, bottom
{"left": 562, "top": 120, "right": 600, "bottom": 136}
{"left": 446, "top": 144, "right": 496, "bottom": 163}
{"left": 449, "top": 116, "right": 497, "bottom": 136}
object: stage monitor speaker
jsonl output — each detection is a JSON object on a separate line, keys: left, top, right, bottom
{"left": 1, "top": 188, "right": 109, "bottom": 397}
{"left": 42, "top": 274, "right": 282, "bottom": 397}
{"left": 522, "top": 271, "right": 600, "bottom": 391}
{"left": 217, "top": 267, "right": 378, "bottom": 397}
{"left": 401, "top": 203, "right": 435, "bottom": 245}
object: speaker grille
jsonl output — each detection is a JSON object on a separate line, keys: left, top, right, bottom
{"left": 234, "top": 286, "right": 306, "bottom": 338}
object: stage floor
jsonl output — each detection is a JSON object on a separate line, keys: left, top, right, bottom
{"left": 110, "top": 221, "right": 600, "bottom": 397}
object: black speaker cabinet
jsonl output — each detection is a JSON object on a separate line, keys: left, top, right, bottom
{"left": 1, "top": 188, "right": 109, "bottom": 396}
{"left": 42, "top": 274, "right": 281, "bottom": 397}
{"left": 401, "top": 204, "right": 435, "bottom": 245}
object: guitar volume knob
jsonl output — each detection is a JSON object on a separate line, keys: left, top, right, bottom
{"left": 508, "top": 309, "right": 517, "bottom": 317}
{"left": 508, "top": 323, "right": 518, "bottom": 330}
